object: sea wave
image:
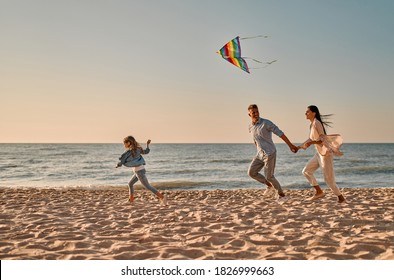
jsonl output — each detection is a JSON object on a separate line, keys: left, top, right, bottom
{"left": 45, "top": 151, "right": 89, "bottom": 157}
{"left": 0, "top": 180, "right": 249, "bottom": 190}
{"left": 0, "top": 164, "right": 19, "bottom": 170}
{"left": 1, "top": 143, "right": 393, "bottom": 190}
{"left": 336, "top": 166, "right": 394, "bottom": 174}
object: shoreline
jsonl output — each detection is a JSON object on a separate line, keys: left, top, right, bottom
{"left": 1, "top": 188, "right": 393, "bottom": 260}
{"left": 1, "top": 185, "right": 393, "bottom": 191}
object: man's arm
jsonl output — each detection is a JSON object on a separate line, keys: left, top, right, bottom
{"left": 280, "top": 134, "right": 298, "bottom": 153}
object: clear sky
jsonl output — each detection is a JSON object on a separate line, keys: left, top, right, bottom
{"left": 1, "top": 0, "right": 393, "bottom": 143}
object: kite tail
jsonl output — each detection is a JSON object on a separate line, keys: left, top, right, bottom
{"left": 249, "top": 66, "right": 270, "bottom": 69}
{"left": 248, "top": 60, "right": 278, "bottom": 69}
{"left": 240, "top": 35, "right": 270, "bottom": 40}
{"left": 244, "top": 57, "right": 263, "bottom": 63}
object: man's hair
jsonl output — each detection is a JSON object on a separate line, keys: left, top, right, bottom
{"left": 248, "top": 104, "right": 258, "bottom": 110}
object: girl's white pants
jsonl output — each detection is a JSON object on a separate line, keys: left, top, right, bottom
{"left": 302, "top": 152, "right": 342, "bottom": 196}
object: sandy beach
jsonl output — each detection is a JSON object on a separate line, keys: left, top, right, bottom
{"left": 0, "top": 187, "right": 393, "bottom": 260}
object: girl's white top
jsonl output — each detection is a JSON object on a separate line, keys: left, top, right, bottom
{"left": 132, "top": 165, "right": 145, "bottom": 172}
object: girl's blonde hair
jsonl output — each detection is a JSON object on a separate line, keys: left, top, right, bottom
{"left": 123, "top": 136, "right": 142, "bottom": 157}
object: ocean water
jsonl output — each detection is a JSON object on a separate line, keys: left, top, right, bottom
{"left": 0, "top": 143, "right": 393, "bottom": 190}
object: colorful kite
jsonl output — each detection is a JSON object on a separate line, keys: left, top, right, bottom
{"left": 217, "top": 36, "right": 276, "bottom": 74}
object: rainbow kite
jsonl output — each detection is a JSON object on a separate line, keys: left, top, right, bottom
{"left": 217, "top": 36, "right": 250, "bottom": 73}
{"left": 217, "top": 36, "right": 276, "bottom": 74}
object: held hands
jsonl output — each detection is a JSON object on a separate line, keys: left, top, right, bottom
{"left": 290, "top": 144, "right": 299, "bottom": 153}
{"left": 295, "top": 141, "right": 311, "bottom": 152}
{"left": 291, "top": 143, "right": 316, "bottom": 153}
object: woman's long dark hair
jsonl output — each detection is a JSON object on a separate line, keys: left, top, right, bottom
{"left": 308, "top": 105, "right": 333, "bottom": 135}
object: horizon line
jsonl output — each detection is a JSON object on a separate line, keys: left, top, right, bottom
{"left": 1, "top": 142, "right": 393, "bottom": 145}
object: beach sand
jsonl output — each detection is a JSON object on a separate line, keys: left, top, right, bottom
{"left": 0, "top": 187, "right": 393, "bottom": 260}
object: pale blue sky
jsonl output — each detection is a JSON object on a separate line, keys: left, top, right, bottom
{"left": 1, "top": 0, "right": 393, "bottom": 143}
